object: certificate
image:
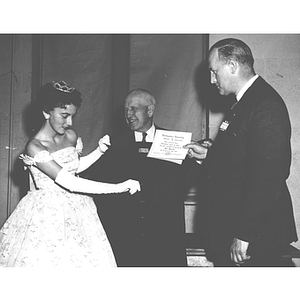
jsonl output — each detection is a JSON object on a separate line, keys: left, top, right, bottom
{"left": 147, "top": 130, "right": 192, "bottom": 164}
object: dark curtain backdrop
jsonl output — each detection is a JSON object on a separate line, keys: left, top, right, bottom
{"left": 129, "top": 34, "right": 208, "bottom": 141}
{"left": 111, "top": 34, "right": 209, "bottom": 141}
{"left": 41, "top": 34, "right": 208, "bottom": 151}
{"left": 42, "top": 34, "right": 114, "bottom": 155}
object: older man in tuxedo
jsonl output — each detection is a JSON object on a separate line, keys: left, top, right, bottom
{"left": 83, "top": 88, "right": 190, "bottom": 266}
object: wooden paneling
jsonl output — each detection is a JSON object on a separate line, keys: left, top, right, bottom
{"left": 0, "top": 35, "right": 13, "bottom": 226}
{"left": 0, "top": 35, "right": 32, "bottom": 227}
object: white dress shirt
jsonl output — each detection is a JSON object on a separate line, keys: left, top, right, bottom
{"left": 134, "top": 124, "right": 156, "bottom": 142}
{"left": 236, "top": 74, "right": 259, "bottom": 101}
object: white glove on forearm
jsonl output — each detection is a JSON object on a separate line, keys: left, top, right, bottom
{"left": 76, "top": 147, "right": 102, "bottom": 173}
{"left": 77, "top": 135, "right": 111, "bottom": 173}
{"left": 55, "top": 168, "right": 141, "bottom": 195}
{"left": 98, "top": 134, "right": 111, "bottom": 153}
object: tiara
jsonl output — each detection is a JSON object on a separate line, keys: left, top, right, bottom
{"left": 53, "top": 80, "right": 75, "bottom": 93}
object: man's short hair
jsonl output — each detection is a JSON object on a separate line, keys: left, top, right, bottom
{"left": 125, "top": 88, "right": 156, "bottom": 106}
{"left": 210, "top": 38, "right": 254, "bottom": 70}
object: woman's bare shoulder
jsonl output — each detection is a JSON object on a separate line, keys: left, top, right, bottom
{"left": 25, "top": 138, "right": 48, "bottom": 157}
{"left": 65, "top": 128, "right": 78, "bottom": 145}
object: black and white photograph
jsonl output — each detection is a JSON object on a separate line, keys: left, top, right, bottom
{"left": 0, "top": 1, "right": 299, "bottom": 299}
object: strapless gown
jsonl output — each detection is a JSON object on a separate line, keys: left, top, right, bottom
{"left": 0, "top": 142, "right": 116, "bottom": 267}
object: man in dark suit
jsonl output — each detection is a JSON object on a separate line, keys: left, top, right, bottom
{"left": 83, "top": 88, "right": 189, "bottom": 266}
{"left": 184, "top": 38, "right": 298, "bottom": 266}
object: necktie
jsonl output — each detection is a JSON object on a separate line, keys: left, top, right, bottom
{"left": 142, "top": 132, "right": 147, "bottom": 142}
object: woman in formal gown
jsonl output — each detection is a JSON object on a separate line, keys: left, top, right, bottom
{"left": 0, "top": 81, "right": 141, "bottom": 267}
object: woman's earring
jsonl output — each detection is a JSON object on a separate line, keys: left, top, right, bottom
{"left": 42, "top": 111, "right": 50, "bottom": 120}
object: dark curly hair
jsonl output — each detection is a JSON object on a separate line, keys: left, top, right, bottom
{"left": 25, "top": 81, "right": 83, "bottom": 136}
{"left": 35, "top": 81, "right": 83, "bottom": 113}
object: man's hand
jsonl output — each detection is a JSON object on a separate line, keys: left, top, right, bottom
{"left": 183, "top": 139, "right": 211, "bottom": 160}
{"left": 230, "top": 237, "right": 251, "bottom": 265}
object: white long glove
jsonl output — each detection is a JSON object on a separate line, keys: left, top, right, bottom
{"left": 77, "top": 135, "right": 111, "bottom": 174}
{"left": 98, "top": 134, "right": 111, "bottom": 153}
{"left": 55, "top": 168, "right": 141, "bottom": 195}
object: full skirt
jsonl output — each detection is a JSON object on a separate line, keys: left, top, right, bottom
{"left": 0, "top": 189, "right": 116, "bottom": 267}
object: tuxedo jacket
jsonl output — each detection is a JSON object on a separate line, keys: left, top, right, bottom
{"left": 93, "top": 125, "right": 190, "bottom": 194}
{"left": 204, "top": 76, "right": 297, "bottom": 254}
{"left": 82, "top": 125, "right": 189, "bottom": 266}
